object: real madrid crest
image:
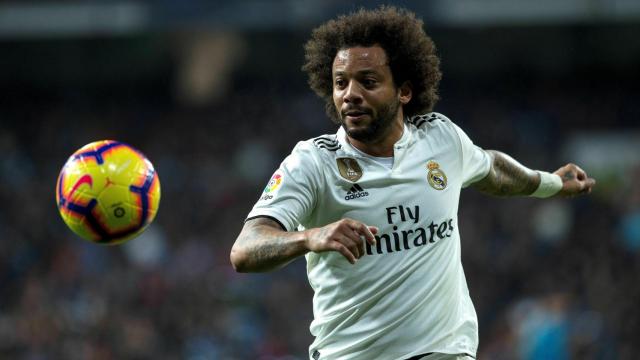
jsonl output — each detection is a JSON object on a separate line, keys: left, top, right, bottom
{"left": 427, "top": 160, "right": 447, "bottom": 190}
{"left": 337, "top": 158, "right": 363, "bottom": 182}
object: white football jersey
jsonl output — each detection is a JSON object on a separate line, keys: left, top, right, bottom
{"left": 247, "top": 113, "right": 491, "bottom": 360}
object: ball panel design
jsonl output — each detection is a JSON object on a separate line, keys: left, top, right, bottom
{"left": 147, "top": 174, "right": 161, "bottom": 221}
{"left": 56, "top": 140, "right": 161, "bottom": 245}
{"left": 95, "top": 184, "right": 138, "bottom": 232}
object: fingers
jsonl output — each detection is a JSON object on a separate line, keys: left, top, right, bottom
{"left": 581, "top": 177, "right": 596, "bottom": 194}
{"left": 555, "top": 163, "right": 596, "bottom": 197}
{"left": 569, "top": 164, "right": 595, "bottom": 194}
{"left": 348, "top": 220, "right": 377, "bottom": 246}
{"left": 308, "top": 218, "right": 379, "bottom": 264}
{"left": 330, "top": 242, "right": 357, "bottom": 264}
{"left": 556, "top": 163, "right": 583, "bottom": 179}
{"left": 343, "top": 233, "right": 363, "bottom": 261}
{"left": 343, "top": 221, "right": 370, "bottom": 261}
{"left": 572, "top": 164, "right": 587, "bottom": 181}
{"left": 585, "top": 177, "right": 596, "bottom": 187}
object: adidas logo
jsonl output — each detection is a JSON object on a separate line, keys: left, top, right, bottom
{"left": 344, "top": 183, "right": 369, "bottom": 200}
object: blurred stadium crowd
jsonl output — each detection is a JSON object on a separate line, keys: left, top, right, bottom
{"left": 1, "top": 9, "right": 640, "bottom": 360}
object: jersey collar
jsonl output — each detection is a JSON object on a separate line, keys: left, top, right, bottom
{"left": 336, "top": 121, "right": 412, "bottom": 157}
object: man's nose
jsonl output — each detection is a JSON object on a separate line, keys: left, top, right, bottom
{"left": 343, "top": 81, "right": 363, "bottom": 104}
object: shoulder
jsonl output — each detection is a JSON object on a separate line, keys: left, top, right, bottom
{"left": 407, "top": 112, "right": 451, "bottom": 129}
{"left": 407, "top": 112, "right": 458, "bottom": 131}
{"left": 407, "top": 112, "right": 463, "bottom": 141}
{"left": 282, "top": 134, "right": 339, "bottom": 170}
{"left": 310, "top": 134, "right": 341, "bottom": 153}
{"left": 290, "top": 133, "right": 342, "bottom": 159}
{"left": 406, "top": 112, "right": 478, "bottom": 154}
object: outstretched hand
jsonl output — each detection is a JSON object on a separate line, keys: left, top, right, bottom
{"left": 305, "top": 218, "right": 378, "bottom": 264}
{"left": 554, "top": 163, "right": 596, "bottom": 197}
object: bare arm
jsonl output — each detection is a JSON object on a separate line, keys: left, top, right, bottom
{"left": 230, "top": 217, "right": 378, "bottom": 273}
{"left": 230, "top": 217, "right": 307, "bottom": 272}
{"left": 473, "top": 150, "right": 596, "bottom": 197}
{"left": 472, "top": 150, "right": 540, "bottom": 196}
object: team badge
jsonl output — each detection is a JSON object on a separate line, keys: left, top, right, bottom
{"left": 337, "top": 158, "right": 363, "bottom": 182}
{"left": 427, "top": 161, "right": 447, "bottom": 190}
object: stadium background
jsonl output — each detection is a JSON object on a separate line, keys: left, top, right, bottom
{"left": 1, "top": 0, "right": 639, "bottom": 359}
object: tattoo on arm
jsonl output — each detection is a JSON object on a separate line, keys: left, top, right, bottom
{"left": 232, "top": 217, "right": 307, "bottom": 272}
{"left": 472, "top": 150, "right": 540, "bottom": 197}
{"left": 245, "top": 219, "right": 289, "bottom": 264}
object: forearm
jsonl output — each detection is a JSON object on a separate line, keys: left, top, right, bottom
{"left": 472, "top": 150, "right": 540, "bottom": 197}
{"left": 230, "top": 217, "right": 309, "bottom": 273}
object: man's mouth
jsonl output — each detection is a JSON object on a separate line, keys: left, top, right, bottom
{"left": 343, "top": 109, "right": 370, "bottom": 121}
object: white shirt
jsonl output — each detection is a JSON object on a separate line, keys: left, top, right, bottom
{"left": 247, "top": 112, "right": 491, "bottom": 360}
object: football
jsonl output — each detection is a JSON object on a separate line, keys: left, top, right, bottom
{"left": 56, "top": 140, "right": 161, "bottom": 245}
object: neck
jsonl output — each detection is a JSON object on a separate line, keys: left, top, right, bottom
{"left": 347, "top": 116, "right": 404, "bottom": 157}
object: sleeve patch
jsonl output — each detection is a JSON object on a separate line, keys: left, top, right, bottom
{"left": 259, "top": 170, "right": 284, "bottom": 201}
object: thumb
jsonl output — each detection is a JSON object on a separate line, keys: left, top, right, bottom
{"left": 585, "top": 178, "right": 596, "bottom": 187}
{"left": 582, "top": 178, "right": 596, "bottom": 193}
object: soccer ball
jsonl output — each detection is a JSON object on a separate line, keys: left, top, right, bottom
{"left": 56, "top": 140, "right": 161, "bottom": 245}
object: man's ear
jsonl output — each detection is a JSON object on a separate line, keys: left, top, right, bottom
{"left": 399, "top": 81, "right": 412, "bottom": 105}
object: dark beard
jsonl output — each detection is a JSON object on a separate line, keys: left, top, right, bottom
{"left": 341, "top": 100, "right": 400, "bottom": 143}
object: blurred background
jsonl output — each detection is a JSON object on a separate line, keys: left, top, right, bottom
{"left": 1, "top": 0, "right": 639, "bottom": 359}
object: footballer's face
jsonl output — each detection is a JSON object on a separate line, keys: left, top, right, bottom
{"left": 332, "top": 46, "right": 410, "bottom": 144}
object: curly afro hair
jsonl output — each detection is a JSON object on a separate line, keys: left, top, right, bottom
{"left": 302, "top": 6, "right": 442, "bottom": 123}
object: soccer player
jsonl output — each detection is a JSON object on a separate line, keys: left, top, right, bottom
{"left": 230, "top": 6, "right": 595, "bottom": 360}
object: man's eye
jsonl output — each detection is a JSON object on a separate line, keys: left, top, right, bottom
{"left": 363, "top": 79, "right": 377, "bottom": 87}
{"left": 335, "top": 79, "right": 346, "bottom": 87}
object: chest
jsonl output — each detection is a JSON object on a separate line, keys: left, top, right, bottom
{"left": 310, "top": 141, "right": 463, "bottom": 229}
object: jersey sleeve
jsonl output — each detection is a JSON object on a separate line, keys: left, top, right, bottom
{"left": 451, "top": 122, "right": 491, "bottom": 188}
{"left": 246, "top": 141, "right": 319, "bottom": 231}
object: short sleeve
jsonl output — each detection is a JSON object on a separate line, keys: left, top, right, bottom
{"left": 246, "top": 142, "right": 318, "bottom": 231}
{"left": 452, "top": 123, "right": 491, "bottom": 188}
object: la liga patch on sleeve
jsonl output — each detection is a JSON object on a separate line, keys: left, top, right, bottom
{"left": 260, "top": 170, "right": 283, "bottom": 201}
